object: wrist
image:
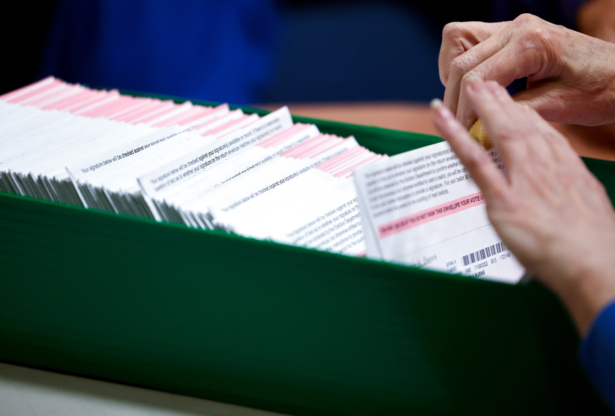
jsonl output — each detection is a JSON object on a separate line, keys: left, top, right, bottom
{"left": 552, "top": 260, "right": 615, "bottom": 335}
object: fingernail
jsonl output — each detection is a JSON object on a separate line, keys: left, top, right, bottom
{"left": 430, "top": 98, "right": 443, "bottom": 109}
{"left": 435, "top": 103, "right": 453, "bottom": 120}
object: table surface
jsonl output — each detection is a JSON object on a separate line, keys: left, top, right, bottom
{"left": 0, "top": 363, "right": 286, "bottom": 416}
{"left": 259, "top": 102, "right": 615, "bottom": 162}
{"left": 5, "top": 102, "right": 615, "bottom": 415}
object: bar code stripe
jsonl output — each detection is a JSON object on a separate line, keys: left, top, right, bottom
{"left": 463, "top": 242, "right": 506, "bottom": 266}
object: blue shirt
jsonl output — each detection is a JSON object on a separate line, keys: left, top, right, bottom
{"left": 581, "top": 300, "right": 615, "bottom": 412}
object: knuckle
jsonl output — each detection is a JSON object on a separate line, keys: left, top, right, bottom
{"left": 518, "top": 28, "right": 542, "bottom": 49}
{"left": 496, "top": 130, "right": 519, "bottom": 143}
{"left": 514, "top": 13, "right": 540, "bottom": 26}
{"left": 516, "top": 24, "right": 560, "bottom": 55}
{"left": 525, "top": 26, "right": 556, "bottom": 44}
{"left": 460, "top": 71, "right": 480, "bottom": 88}
{"left": 536, "top": 28, "right": 560, "bottom": 52}
{"left": 442, "top": 22, "right": 465, "bottom": 39}
{"left": 450, "top": 56, "right": 472, "bottom": 77}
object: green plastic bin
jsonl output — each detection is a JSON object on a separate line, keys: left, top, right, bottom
{"left": 0, "top": 92, "right": 610, "bottom": 415}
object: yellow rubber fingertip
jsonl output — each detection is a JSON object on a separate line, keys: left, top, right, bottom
{"left": 468, "top": 120, "right": 493, "bottom": 150}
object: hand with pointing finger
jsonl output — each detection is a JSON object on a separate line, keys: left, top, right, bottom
{"left": 432, "top": 79, "right": 615, "bottom": 335}
{"left": 439, "top": 14, "right": 615, "bottom": 128}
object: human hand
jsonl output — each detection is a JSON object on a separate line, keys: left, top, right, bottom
{"left": 578, "top": 0, "right": 615, "bottom": 43}
{"left": 432, "top": 78, "right": 615, "bottom": 334}
{"left": 439, "top": 14, "right": 615, "bottom": 129}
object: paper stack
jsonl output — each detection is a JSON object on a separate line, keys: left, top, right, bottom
{"left": 0, "top": 77, "right": 383, "bottom": 257}
{"left": 1, "top": 77, "right": 524, "bottom": 281}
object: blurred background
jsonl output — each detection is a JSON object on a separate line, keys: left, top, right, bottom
{"left": 4, "top": 0, "right": 615, "bottom": 157}
{"left": 1, "top": 0, "right": 586, "bottom": 104}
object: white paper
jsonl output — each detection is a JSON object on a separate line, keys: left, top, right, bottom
{"left": 354, "top": 141, "right": 525, "bottom": 283}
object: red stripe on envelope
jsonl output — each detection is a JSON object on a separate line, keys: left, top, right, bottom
{"left": 377, "top": 192, "right": 485, "bottom": 239}
{"left": 257, "top": 123, "right": 307, "bottom": 149}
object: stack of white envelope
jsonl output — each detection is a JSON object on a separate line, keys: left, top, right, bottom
{"left": 0, "top": 77, "right": 385, "bottom": 257}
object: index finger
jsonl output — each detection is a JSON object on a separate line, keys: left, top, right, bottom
{"left": 439, "top": 21, "right": 508, "bottom": 86}
{"left": 455, "top": 41, "right": 543, "bottom": 128}
{"left": 441, "top": 21, "right": 511, "bottom": 119}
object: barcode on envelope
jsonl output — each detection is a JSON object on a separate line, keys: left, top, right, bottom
{"left": 462, "top": 242, "right": 506, "bottom": 266}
